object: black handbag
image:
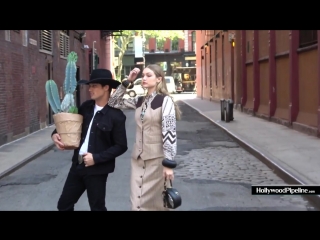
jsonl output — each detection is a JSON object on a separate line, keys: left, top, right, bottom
{"left": 162, "top": 179, "right": 182, "bottom": 209}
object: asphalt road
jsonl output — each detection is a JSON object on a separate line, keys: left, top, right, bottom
{"left": 0, "top": 97, "right": 316, "bottom": 211}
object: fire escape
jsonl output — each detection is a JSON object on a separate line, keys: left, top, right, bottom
{"left": 100, "top": 30, "right": 124, "bottom": 39}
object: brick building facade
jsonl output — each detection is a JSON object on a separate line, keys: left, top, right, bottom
{"left": 196, "top": 30, "right": 320, "bottom": 137}
{"left": 0, "top": 30, "right": 113, "bottom": 147}
{"left": 116, "top": 30, "right": 196, "bottom": 79}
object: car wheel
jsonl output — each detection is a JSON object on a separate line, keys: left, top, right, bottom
{"left": 128, "top": 90, "right": 136, "bottom": 97}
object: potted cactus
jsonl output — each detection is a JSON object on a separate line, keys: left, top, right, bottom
{"left": 45, "top": 51, "right": 83, "bottom": 150}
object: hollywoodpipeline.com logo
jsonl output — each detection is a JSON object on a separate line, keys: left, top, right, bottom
{"left": 251, "top": 185, "right": 320, "bottom": 195}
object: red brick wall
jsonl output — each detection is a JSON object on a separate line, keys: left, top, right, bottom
{"left": 0, "top": 30, "right": 105, "bottom": 146}
{"left": 149, "top": 38, "right": 156, "bottom": 52}
{"left": 84, "top": 30, "right": 111, "bottom": 77}
{"left": 148, "top": 36, "right": 187, "bottom": 52}
{"left": 196, "top": 30, "right": 236, "bottom": 101}
{"left": 105, "top": 36, "right": 112, "bottom": 70}
{"left": 80, "top": 30, "right": 111, "bottom": 102}
{"left": 196, "top": 29, "right": 320, "bottom": 136}
{"left": 164, "top": 38, "right": 171, "bottom": 51}
{"left": 179, "top": 39, "right": 184, "bottom": 51}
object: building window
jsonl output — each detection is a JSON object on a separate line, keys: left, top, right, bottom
{"left": 5, "top": 30, "right": 10, "bottom": 41}
{"left": 115, "top": 66, "right": 133, "bottom": 80}
{"left": 171, "top": 38, "right": 179, "bottom": 51}
{"left": 127, "top": 41, "right": 134, "bottom": 52}
{"left": 117, "top": 38, "right": 122, "bottom": 48}
{"left": 299, "top": 30, "right": 317, "bottom": 48}
{"left": 22, "top": 30, "right": 28, "bottom": 46}
{"left": 60, "top": 31, "right": 70, "bottom": 58}
{"left": 74, "top": 31, "right": 82, "bottom": 43}
{"left": 156, "top": 38, "right": 164, "bottom": 51}
{"left": 39, "top": 30, "right": 53, "bottom": 53}
{"left": 144, "top": 38, "right": 149, "bottom": 52}
{"left": 124, "top": 66, "right": 133, "bottom": 76}
{"left": 192, "top": 31, "right": 196, "bottom": 52}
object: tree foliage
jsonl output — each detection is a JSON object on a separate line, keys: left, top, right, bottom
{"left": 113, "top": 30, "right": 184, "bottom": 80}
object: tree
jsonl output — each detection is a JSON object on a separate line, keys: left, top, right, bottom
{"left": 113, "top": 30, "right": 185, "bottom": 80}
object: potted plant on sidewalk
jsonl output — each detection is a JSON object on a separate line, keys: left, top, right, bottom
{"left": 45, "top": 51, "right": 83, "bottom": 150}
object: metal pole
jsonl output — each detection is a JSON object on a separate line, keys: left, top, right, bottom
{"left": 92, "top": 41, "right": 96, "bottom": 71}
{"left": 142, "top": 30, "right": 145, "bottom": 69}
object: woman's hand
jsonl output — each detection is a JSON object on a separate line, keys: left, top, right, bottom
{"left": 127, "top": 68, "right": 140, "bottom": 82}
{"left": 163, "top": 167, "right": 174, "bottom": 181}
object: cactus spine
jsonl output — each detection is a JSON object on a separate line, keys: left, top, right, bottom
{"left": 45, "top": 51, "right": 79, "bottom": 114}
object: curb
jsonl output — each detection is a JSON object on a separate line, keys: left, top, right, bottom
{"left": 181, "top": 100, "right": 320, "bottom": 210}
{"left": 0, "top": 143, "right": 55, "bottom": 180}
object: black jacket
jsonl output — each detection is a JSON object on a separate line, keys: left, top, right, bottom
{"left": 51, "top": 100, "right": 128, "bottom": 175}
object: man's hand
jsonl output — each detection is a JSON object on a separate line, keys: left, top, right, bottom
{"left": 52, "top": 133, "right": 65, "bottom": 150}
{"left": 83, "top": 153, "right": 95, "bottom": 167}
{"left": 127, "top": 68, "right": 140, "bottom": 82}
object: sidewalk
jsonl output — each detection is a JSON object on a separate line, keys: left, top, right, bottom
{"left": 181, "top": 97, "right": 320, "bottom": 206}
{"left": 0, "top": 96, "right": 320, "bottom": 206}
{"left": 0, "top": 126, "right": 55, "bottom": 179}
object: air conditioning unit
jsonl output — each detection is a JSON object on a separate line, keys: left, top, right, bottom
{"left": 164, "top": 49, "right": 169, "bottom": 52}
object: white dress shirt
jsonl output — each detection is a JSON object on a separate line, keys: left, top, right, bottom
{"left": 79, "top": 104, "right": 103, "bottom": 155}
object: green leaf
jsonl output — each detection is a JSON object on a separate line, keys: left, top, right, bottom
{"left": 68, "top": 106, "right": 78, "bottom": 114}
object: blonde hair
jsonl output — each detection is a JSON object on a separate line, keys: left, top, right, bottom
{"left": 144, "top": 64, "right": 182, "bottom": 120}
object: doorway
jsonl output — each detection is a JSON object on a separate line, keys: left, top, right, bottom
{"left": 76, "top": 66, "right": 81, "bottom": 108}
{"left": 209, "top": 44, "right": 212, "bottom": 101}
{"left": 231, "top": 39, "right": 235, "bottom": 101}
{"left": 46, "top": 62, "right": 54, "bottom": 125}
{"left": 201, "top": 50, "right": 204, "bottom": 99}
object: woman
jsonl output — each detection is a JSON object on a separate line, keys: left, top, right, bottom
{"left": 108, "top": 64, "right": 181, "bottom": 211}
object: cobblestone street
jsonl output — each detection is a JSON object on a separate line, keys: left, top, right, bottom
{"left": 0, "top": 98, "right": 316, "bottom": 211}
{"left": 174, "top": 101, "right": 316, "bottom": 210}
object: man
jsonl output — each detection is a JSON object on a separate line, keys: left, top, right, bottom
{"left": 51, "top": 69, "right": 128, "bottom": 211}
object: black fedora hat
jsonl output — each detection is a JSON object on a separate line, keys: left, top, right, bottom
{"left": 78, "top": 69, "right": 120, "bottom": 89}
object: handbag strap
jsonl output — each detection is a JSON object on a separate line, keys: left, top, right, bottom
{"left": 164, "top": 178, "right": 173, "bottom": 190}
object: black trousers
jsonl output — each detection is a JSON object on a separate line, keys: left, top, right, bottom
{"left": 57, "top": 163, "right": 109, "bottom": 211}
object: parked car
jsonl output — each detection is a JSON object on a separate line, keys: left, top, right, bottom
{"left": 126, "top": 76, "right": 177, "bottom": 97}
{"left": 126, "top": 78, "right": 146, "bottom": 97}
{"left": 175, "top": 81, "right": 183, "bottom": 94}
{"left": 165, "top": 76, "right": 177, "bottom": 94}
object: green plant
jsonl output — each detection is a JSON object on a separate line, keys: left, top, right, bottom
{"left": 45, "top": 51, "right": 78, "bottom": 114}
